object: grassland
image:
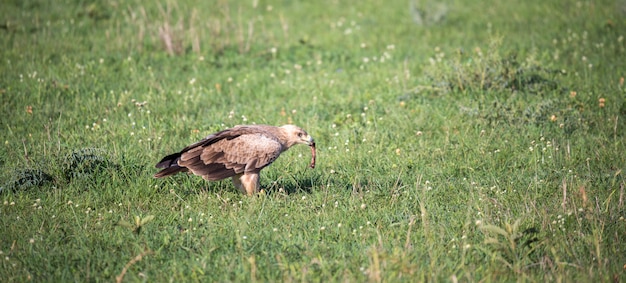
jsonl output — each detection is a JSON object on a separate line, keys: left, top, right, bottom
{"left": 1, "top": 0, "right": 625, "bottom": 282}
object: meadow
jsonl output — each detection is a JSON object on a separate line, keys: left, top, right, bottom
{"left": 1, "top": 0, "right": 625, "bottom": 281}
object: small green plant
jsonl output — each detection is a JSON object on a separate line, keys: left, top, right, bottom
{"left": 63, "top": 148, "right": 117, "bottom": 180}
{"left": 117, "top": 215, "right": 156, "bottom": 235}
{"left": 1, "top": 169, "right": 53, "bottom": 192}
{"left": 115, "top": 215, "right": 155, "bottom": 283}
{"left": 478, "top": 219, "right": 541, "bottom": 274}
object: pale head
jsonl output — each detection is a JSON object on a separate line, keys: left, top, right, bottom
{"left": 280, "top": 125, "right": 315, "bottom": 147}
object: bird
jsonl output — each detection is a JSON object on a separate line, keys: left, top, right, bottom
{"left": 154, "top": 124, "right": 316, "bottom": 195}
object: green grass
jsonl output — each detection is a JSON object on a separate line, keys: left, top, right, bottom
{"left": 1, "top": 0, "right": 625, "bottom": 281}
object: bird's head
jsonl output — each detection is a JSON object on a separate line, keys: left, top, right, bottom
{"left": 281, "top": 124, "right": 315, "bottom": 147}
{"left": 281, "top": 124, "right": 316, "bottom": 168}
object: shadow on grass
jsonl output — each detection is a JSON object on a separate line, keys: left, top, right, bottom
{"left": 152, "top": 170, "right": 340, "bottom": 197}
{"left": 267, "top": 173, "right": 325, "bottom": 195}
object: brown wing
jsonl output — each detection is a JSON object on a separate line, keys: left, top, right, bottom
{"left": 177, "top": 131, "right": 284, "bottom": 181}
{"left": 154, "top": 128, "right": 234, "bottom": 178}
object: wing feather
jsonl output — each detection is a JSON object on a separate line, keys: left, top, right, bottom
{"left": 175, "top": 127, "right": 284, "bottom": 181}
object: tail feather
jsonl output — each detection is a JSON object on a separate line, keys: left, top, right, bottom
{"left": 154, "top": 152, "right": 187, "bottom": 178}
{"left": 154, "top": 165, "right": 188, "bottom": 178}
{"left": 155, "top": 152, "right": 182, "bottom": 168}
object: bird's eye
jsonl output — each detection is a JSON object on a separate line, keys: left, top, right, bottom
{"left": 297, "top": 132, "right": 303, "bottom": 137}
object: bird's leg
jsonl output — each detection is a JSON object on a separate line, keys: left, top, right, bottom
{"left": 240, "top": 173, "right": 260, "bottom": 195}
{"left": 231, "top": 174, "right": 246, "bottom": 194}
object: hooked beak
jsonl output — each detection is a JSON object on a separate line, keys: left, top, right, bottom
{"left": 305, "top": 135, "right": 315, "bottom": 147}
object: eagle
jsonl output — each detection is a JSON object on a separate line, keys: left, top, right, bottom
{"left": 154, "top": 124, "right": 316, "bottom": 195}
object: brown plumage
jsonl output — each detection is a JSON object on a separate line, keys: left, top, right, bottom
{"left": 154, "top": 124, "right": 316, "bottom": 195}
